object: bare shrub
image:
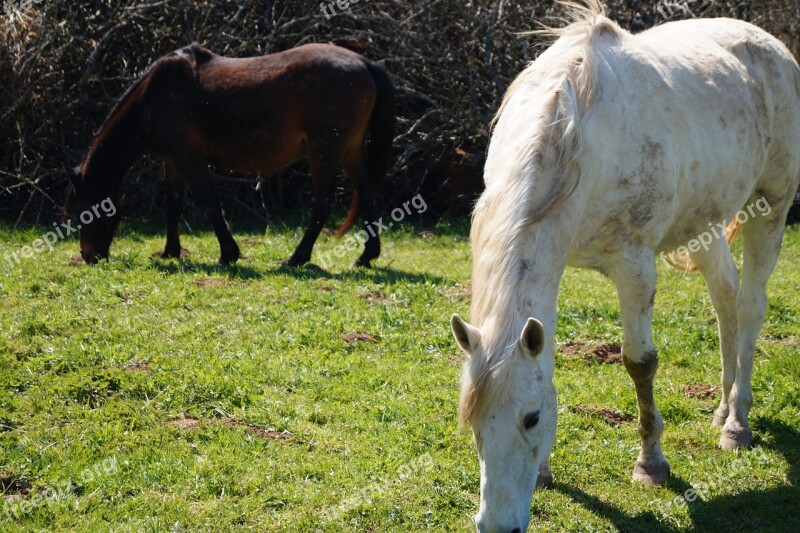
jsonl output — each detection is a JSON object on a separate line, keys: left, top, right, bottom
{"left": 0, "top": 1, "right": 796, "bottom": 223}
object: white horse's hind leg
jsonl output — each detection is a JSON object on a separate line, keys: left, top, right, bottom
{"left": 608, "top": 248, "right": 670, "bottom": 484}
{"left": 688, "top": 238, "right": 740, "bottom": 428}
{"left": 721, "top": 203, "right": 787, "bottom": 449}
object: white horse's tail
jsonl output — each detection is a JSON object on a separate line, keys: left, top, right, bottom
{"left": 662, "top": 219, "right": 742, "bottom": 273}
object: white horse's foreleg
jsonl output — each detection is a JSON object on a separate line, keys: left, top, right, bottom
{"left": 722, "top": 208, "right": 786, "bottom": 449}
{"left": 608, "top": 248, "right": 670, "bottom": 484}
{"left": 688, "top": 238, "right": 740, "bottom": 427}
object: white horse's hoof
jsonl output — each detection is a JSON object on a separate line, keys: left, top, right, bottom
{"left": 719, "top": 427, "right": 751, "bottom": 449}
{"left": 633, "top": 459, "right": 670, "bottom": 485}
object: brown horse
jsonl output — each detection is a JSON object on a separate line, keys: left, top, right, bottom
{"left": 65, "top": 43, "right": 395, "bottom": 267}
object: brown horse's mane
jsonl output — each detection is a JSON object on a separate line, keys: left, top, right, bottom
{"left": 85, "top": 44, "right": 212, "bottom": 164}
{"left": 89, "top": 62, "right": 156, "bottom": 143}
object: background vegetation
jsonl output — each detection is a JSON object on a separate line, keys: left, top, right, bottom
{"left": 2, "top": 0, "right": 800, "bottom": 224}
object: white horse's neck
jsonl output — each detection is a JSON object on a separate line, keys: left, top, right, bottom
{"left": 473, "top": 219, "right": 571, "bottom": 377}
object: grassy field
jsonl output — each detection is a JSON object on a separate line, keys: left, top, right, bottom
{"left": 0, "top": 219, "right": 798, "bottom": 532}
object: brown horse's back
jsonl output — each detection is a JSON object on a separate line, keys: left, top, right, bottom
{"left": 146, "top": 43, "right": 377, "bottom": 173}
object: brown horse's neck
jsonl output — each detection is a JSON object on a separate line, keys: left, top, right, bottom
{"left": 79, "top": 84, "right": 148, "bottom": 196}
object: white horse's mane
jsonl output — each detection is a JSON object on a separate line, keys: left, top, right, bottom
{"left": 459, "top": 0, "right": 621, "bottom": 426}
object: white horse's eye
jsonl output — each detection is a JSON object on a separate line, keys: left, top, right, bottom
{"left": 523, "top": 411, "right": 540, "bottom": 430}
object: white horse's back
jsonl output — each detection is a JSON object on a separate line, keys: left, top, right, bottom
{"left": 566, "top": 16, "right": 800, "bottom": 267}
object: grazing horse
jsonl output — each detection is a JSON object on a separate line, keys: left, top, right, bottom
{"left": 65, "top": 43, "right": 395, "bottom": 267}
{"left": 450, "top": 2, "right": 800, "bottom": 531}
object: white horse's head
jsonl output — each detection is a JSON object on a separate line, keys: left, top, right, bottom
{"left": 451, "top": 314, "right": 557, "bottom": 533}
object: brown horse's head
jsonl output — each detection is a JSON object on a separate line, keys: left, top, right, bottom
{"left": 65, "top": 166, "right": 121, "bottom": 264}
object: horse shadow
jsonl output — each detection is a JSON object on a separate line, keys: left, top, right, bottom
{"left": 551, "top": 483, "right": 677, "bottom": 533}
{"left": 147, "top": 257, "right": 452, "bottom": 286}
{"left": 552, "top": 418, "right": 799, "bottom": 531}
{"left": 270, "top": 263, "right": 452, "bottom": 286}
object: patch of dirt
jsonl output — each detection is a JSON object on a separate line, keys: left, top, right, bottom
{"left": 560, "top": 341, "right": 592, "bottom": 357}
{"left": 359, "top": 289, "right": 392, "bottom": 305}
{"left": 168, "top": 415, "right": 201, "bottom": 430}
{"left": 247, "top": 426, "right": 293, "bottom": 441}
{"left": 106, "top": 361, "right": 152, "bottom": 375}
{"left": 126, "top": 361, "right": 151, "bottom": 374}
{"left": 560, "top": 341, "right": 622, "bottom": 365}
{"left": 194, "top": 277, "right": 237, "bottom": 289}
{"left": 218, "top": 419, "right": 293, "bottom": 442}
{"left": 342, "top": 333, "right": 378, "bottom": 344}
{"left": 572, "top": 406, "right": 633, "bottom": 427}
{"left": 318, "top": 285, "right": 335, "bottom": 292}
{"left": 591, "top": 343, "right": 622, "bottom": 365}
{"left": 239, "top": 237, "right": 262, "bottom": 246}
{"left": 0, "top": 471, "right": 30, "bottom": 496}
{"left": 416, "top": 230, "right": 435, "bottom": 239}
{"left": 684, "top": 384, "right": 719, "bottom": 400}
{"left": 69, "top": 255, "right": 84, "bottom": 266}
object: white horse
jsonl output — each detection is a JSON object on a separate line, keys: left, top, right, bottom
{"left": 450, "top": 2, "right": 800, "bottom": 531}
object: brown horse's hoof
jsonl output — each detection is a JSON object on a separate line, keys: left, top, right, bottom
{"left": 281, "top": 255, "right": 308, "bottom": 268}
{"left": 218, "top": 246, "right": 240, "bottom": 266}
{"left": 159, "top": 248, "right": 189, "bottom": 259}
{"left": 632, "top": 458, "right": 670, "bottom": 485}
{"left": 719, "top": 426, "right": 752, "bottom": 449}
{"left": 219, "top": 255, "right": 239, "bottom": 266}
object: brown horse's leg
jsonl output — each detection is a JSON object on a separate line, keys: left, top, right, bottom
{"left": 162, "top": 159, "right": 188, "bottom": 259}
{"left": 173, "top": 154, "right": 239, "bottom": 265}
{"left": 283, "top": 159, "right": 337, "bottom": 267}
{"left": 344, "top": 154, "right": 380, "bottom": 268}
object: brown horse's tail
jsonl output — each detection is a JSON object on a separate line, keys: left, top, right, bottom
{"left": 335, "top": 59, "right": 396, "bottom": 237}
{"left": 662, "top": 219, "right": 742, "bottom": 273}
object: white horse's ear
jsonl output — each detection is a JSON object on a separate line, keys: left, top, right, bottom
{"left": 451, "top": 314, "right": 481, "bottom": 355}
{"left": 519, "top": 318, "right": 545, "bottom": 358}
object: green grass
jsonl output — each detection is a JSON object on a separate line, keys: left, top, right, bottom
{"left": 0, "top": 219, "right": 798, "bottom": 532}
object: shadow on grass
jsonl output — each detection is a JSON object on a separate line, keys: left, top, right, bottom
{"left": 554, "top": 419, "right": 799, "bottom": 531}
{"left": 753, "top": 417, "right": 800, "bottom": 486}
{"left": 146, "top": 258, "right": 453, "bottom": 286}
{"left": 553, "top": 483, "right": 677, "bottom": 532}
{"left": 686, "top": 485, "right": 799, "bottom": 530}
{"left": 104, "top": 214, "right": 470, "bottom": 240}
{"left": 556, "top": 481, "right": 799, "bottom": 532}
